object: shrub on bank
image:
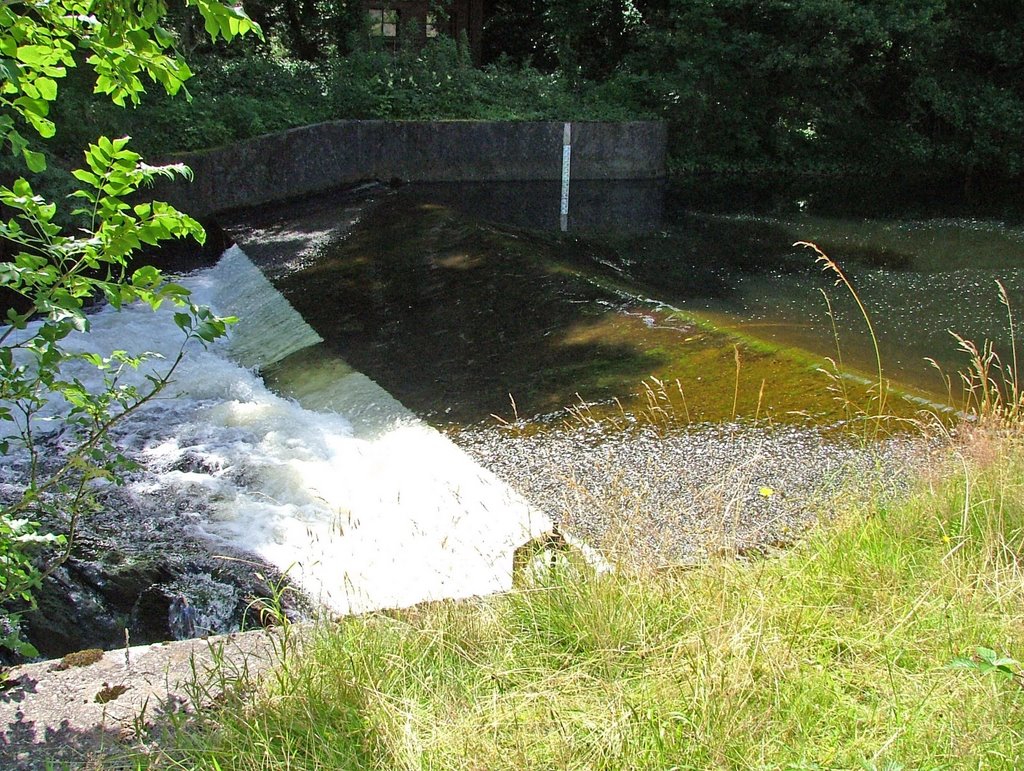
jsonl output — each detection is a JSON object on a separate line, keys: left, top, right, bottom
{"left": 46, "top": 39, "right": 647, "bottom": 164}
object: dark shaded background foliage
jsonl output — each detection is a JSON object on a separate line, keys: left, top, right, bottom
{"left": 26, "top": 0, "right": 1024, "bottom": 189}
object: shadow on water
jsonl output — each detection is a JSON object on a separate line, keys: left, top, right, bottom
{"left": 260, "top": 190, "right": 896, "bottom": 429}
{"left": 666, "top": 173, "right": 1024, "bottom": 224}
{"left": 272, "top": 196, "right": 670, "bottom": 425}
{"left": 231, "top": 177, "right": 1024, "bottom": 429}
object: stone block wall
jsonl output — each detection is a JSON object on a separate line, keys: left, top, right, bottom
{"left": 154, "top": 120, "right": 667, "bottom": 217}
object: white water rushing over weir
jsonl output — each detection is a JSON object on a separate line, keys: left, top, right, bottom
{"left": 6, "top": 247, "right": 553, "bottom": 616}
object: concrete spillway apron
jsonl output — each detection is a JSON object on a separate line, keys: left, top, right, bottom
{"left": 207, "top": 247, "right": 558, "bottom": 616}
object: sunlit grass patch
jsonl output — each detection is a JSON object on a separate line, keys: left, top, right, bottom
{"left": 139, "top": 423, "right": 1024, "bottom": 769}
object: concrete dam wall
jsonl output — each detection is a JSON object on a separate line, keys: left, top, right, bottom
{"left": 155, "top": 120, "right": 667, "bottom": 218}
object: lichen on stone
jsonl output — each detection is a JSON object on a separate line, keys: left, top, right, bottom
{"left": 95, "top": 683, "right": 129, "bottom": 704}
{"left": 53, "top": 648, "right": 104, "bottom": 671}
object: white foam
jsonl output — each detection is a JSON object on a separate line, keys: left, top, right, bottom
{"left": 2, "top": 247, "right": 552, "bottom": 615}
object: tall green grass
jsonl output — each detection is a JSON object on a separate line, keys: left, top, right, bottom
{"left": 137, "top": 423, "right": 1024, "bottom": 770}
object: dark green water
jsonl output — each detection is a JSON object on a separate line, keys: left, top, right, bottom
{"left": 231, "top": 180, "right": 1024, "bottom": 429}
{"left": 614, "top": 210, "right": 1024, "bottom": 398}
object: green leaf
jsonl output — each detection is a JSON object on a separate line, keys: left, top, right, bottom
{"left": 0, "top": 58, "right": 20, "bottom": 87}
{"left": 34, "top": 77, "right": 57, "bottom": 101}
{"left": 23, "top": 111, "right": 55, "bottom": 138}
{"left": 71, "top": 168, "right": 100, "bottom": 186}
{"left": 15, "top": 45, "right": 58, "bottom": 67}
{"left": 976, "top": 646, "right": 998, "bottom": 662}
{"left": 195, "top": 321, "right": 221, "bottom": 342}
{"left": 949, "top": 646, "right": 1021, "bottom": 681}
{"left": 6, "top": 127, "right": 27, "bottom": 154}
{"left": 22, "top": 148, "right": 45, "bottom": 172}
{"left": 5, "top": 308, "right": 27, "bottom": 329}
{"left": 948, "top": 656, "right": 976, "bottom": 670}
{"left": 161, "top": 282, "right": 191, "bottom": 299}
{"left": 13, "top": 95, "right": 48, "bottom": 118}
{"left": 131, "top": 265, "right": 162, "bottom": 288}
{"left": 11, "top": 178, "right": 32, "bottom": 197}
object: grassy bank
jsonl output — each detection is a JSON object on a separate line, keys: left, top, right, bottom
{"left": 137, "top": 420, "right": 1024, "bottom": 769}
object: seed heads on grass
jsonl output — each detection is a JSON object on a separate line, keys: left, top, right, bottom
{"left": 951, "top": 283, "right": 1024, "bottom": 423}
{"left": 800, "top": 240, "right": 890, "bottom": 437}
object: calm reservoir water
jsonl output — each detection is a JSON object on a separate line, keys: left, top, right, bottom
{"left": 228, "top": 180, "right": 1024, "bottom": 427}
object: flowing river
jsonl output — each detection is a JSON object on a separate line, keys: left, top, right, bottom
{"left": 4, "top": 178, "right": 1021, "bottom": 656}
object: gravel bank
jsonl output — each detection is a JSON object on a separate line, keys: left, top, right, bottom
{"left": 454, "top": 421, "right": 938, "bottom": 566}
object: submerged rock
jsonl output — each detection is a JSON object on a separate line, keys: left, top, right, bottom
{"left": 13, "top": 485, "right": 301, "bottom": 663}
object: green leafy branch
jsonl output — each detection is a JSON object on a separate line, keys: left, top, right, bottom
{"left": 0, "top": 1, "right": 260, "bottom": 172}
{"left": 0, "top": 137, "right": 238, "bottom": 652}
{"left": 949, "top": 646, "right": 1023, "bottom": 687}
{"left": 0, "top": 0, "right": 259, "bottom": 655}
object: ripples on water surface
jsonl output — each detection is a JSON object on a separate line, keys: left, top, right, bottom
{"left": 665, "top": 213, "right": 1024, "bottom": 396}
{"left": 234, "top": 183, "right": 1024, "bottom": 429}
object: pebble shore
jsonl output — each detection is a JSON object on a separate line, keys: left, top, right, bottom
{"left": 454, "top": 420, "right": 939, "bottom": 566}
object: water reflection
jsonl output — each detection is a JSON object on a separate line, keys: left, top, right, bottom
{"left": 398, "top": 179, "right": 665, "bottom": 234}
{"left": 228, "top": 180, "right": 1024, "bottom": 427}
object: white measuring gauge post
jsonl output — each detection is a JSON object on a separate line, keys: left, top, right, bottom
{"left": 560, "top": 122, "right": 572, "bottom": 231}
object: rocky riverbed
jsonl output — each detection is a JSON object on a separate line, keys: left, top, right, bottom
{"left": 454, "top": 419, "right": 939, "bottom": 567}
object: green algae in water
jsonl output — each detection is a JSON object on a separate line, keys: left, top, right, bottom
{"left": 271, "top": 195, "right": 924, "bottom": 430}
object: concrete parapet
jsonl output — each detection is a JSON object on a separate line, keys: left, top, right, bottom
{"left": 153, "top": 120, "right": 667, "bottom": 218}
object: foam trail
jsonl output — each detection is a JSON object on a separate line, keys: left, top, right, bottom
{"left": 1, "top": 247, "right": 552, "bottom": 616}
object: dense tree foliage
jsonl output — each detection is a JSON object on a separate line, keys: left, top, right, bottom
{"left": 484, "top": 0, "right": 642, "bottom": 83}
{"left": 0, "top": 0, "right": 256, "bottom": 654}
{"left": 20, "top": 1, "right": 1024, "bottom": 195}
{"left": 482, "top": 0, "right": 1024, "bottom": 181}
{"left": 243, "top": 0, "right": 366, "bottom": 59}
{"left": 618, "top": 0, "right": 1024, "bottom": 178}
